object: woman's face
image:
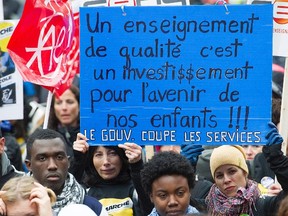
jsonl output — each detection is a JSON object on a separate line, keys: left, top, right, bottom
{"left": 159, "top": 145, "right": 181, "bottom": 154}
{"left": 214, "top": 164, "right": 247, "bottom": 197}
{"left": 150, "top": 175, "right": 191, "bottom": 216}
{"left": 93, "top": 146, "right": 123, "bottom": 180}
{"left": 242, "top": 145, "right": 263, "bottom": 160}
{"left": 6, "top": 199, "right": 38, "bottom": 216}
{"left": 54, "top": 89, "right": 79, "bottom": 127}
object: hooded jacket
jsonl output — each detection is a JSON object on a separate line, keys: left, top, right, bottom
{"left": 0, "top": 152, "right": 24, "bottom": 189}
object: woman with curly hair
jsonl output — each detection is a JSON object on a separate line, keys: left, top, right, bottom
{"left": 141, "top": 151, "right": 199, "bottom": 216}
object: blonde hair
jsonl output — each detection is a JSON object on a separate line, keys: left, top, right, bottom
{"left": 0, "top": 176, "right": 56, "bottom": 204}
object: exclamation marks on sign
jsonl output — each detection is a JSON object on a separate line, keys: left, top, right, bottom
{"left": 229, "top": 106, "right": 249, "bottom": 130}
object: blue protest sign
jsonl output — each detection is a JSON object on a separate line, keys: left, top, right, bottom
{"left": 80, "top": 4, "right": 273, "bottom": 145}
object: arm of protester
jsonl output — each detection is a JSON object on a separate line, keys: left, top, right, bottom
{"left": 263, "top": 122, "right": 288, "bottom": 192}
{"left": 70, "top": 133, "right": 90, "bottom": 183}
{"left": 118, "top": 143, "right": 153, "bottom": 215}
{"left": 267, "top": 183, "right": 282, "bottom": 196}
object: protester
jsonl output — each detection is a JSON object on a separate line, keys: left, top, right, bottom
{"left": 48, "top": 85, "right": 80, "bottom": 159}
{"left": 158, "top": 144, "right": 212, "bottom": 203}
{"left": 0, "top": 129, "right": 24, "bottom": 188}
{"left": 196, "top": 96, "right": 283, "bottom": 185}
{"left": 0, "top": 176, "right": 56, "bottom": 216}
{"left": 242, "top": 145, "right": 263, "bottom": 161}
{"left": 0, "top": 120, "right": 23, "bottom": 171}
{"left": 72, "top": 133, "right": 143, "bottom": 215}
{"left": 205, "top": 122, "right": 288, "bottom": 215}
{"left": 140, "top": 151, "right": 199, "bottom": 216}
{"left": 24, "top": 128, "right": 108, "bottom": 215}
{"left": 111, "top": 143, "right": 210, "bottom": 215}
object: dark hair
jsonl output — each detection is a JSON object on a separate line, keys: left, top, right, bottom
{"left": 84, "top": 145, "right": 130, "bottom": 186}
{"left": 48, "top": 85, "right": 80, "bottom": 130}
{"left": 26, "top": 128, "right": 67, "bottom": 160}
{"left": 278, "top": 195, "right": 288, "bottom": 216}
{"left": 272, "top": 97, "right": 281, "bottom": 126}
{"left": 141, "top": 151, "right": 195, "bottom": 195}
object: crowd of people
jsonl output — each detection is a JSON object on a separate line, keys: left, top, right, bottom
{"left": 2, "top": 1, "right": 288, "bottom": 216}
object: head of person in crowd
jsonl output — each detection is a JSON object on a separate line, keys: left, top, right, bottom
{"left": 156, "top": 145, "right": 181, "bottom": 154}
{"left": 272, "top": 97, "right": 281, "bottom": 129}
{"left": 242, "top": 145, "right": 263, "bottom": 161}
{"left": 0, "top": 176, "right": 56, "bottom": 216}
{"left": 272, "top": 63, "right": 284, "bottom": 99}
{"left": 141, "top": 151, "right": 199, "bottom": 216}
{"left": 24, "top": 129, "right": 108, "bottom": 216}
{"left": 206, "top": 145, "right": 260, "bottom": 215}
{"left": 25, "top": 128, "right": 69, "bottom": 196}
{"left": 48, "top": 85, "right": 80, "bottom": 130}
{"left": 84, "top": 145, "right": 130, "bottom": 186}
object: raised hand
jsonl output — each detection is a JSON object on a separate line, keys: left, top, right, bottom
{"left": 265, "top": 122, "right": 283, "bottom": 146}
{"left": 118, "top": 142, "right": 142, "bottom": 164}
{"left": 73, "top": 133, "right": 89, "bottom": 154}
{"left": 181, "top": 144, "right": 204, "bottom": 166}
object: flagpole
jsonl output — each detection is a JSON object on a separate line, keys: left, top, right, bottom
{"left": 43, "top": 91, "right": 53, "bottom": 129}
{"left": 0, "top": 0, "right": 4, "bottom": 20}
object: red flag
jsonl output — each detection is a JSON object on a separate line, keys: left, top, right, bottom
{"left": 7, "top": 0, "right": 75, "bottom": 97}
{"left": 66, "top": 12, "right": 79, "bottom": 75}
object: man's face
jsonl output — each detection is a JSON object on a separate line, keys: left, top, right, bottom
{"left": 25, "top": 138, "right": 69, "bottom": 195}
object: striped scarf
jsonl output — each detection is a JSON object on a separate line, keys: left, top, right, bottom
{"left": 205, "top": 180, "right": 260, "bottom": 216}
{"left": 52, "top": 173, "right": 86, "bottom": 214}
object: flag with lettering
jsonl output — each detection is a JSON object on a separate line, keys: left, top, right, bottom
{"left": 7, "top": 0, "right": 75, "bottom": 96}
{"left": 66, "top": 12, "right": 80, "bottom": 75}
